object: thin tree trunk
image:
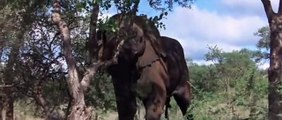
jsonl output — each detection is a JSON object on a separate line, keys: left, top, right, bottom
{"left": 268, "top": 16, "right": 282, "bottom": 119}
{"left": 52, "top": 1, "right": 101, "bottom": 120}
{"left": 2, "top": 32, "right": 24, "bottom": 120}
{"left": 3, "top": 90, "right": 13, "bottom": 120}
{"left": 88, "top": 2, "right": 99, "bottom": 64}
{"left": 52, "top": 1, "right": 91, "bottom": 119}
{"left": 33, "top": 80, "right": 51, "bottom": 119}
{"left": 261, "top": 0, "right": 282, "bottom": 119}
{"left": 0, "top": 97, "right": 2, "bottom": 120}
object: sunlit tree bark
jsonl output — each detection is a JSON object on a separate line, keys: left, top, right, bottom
{"left": 52, "top": 0, "right": 101, "bottom": 119}
{"left": 261, "top": 0, "right": 282, "bottom": 119}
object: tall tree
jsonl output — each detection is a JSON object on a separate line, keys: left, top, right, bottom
{"left": 0, "top": 1, "right": 44, "bottom": 118}
{"left": 261, "top": 0, "right": 282, "bottom": 119}
{"left": 52, "top": 0, "right": 102, "bottom": 119}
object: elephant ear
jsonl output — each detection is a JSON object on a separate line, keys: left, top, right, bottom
{"left": 119, "top": 23, "right": 146, "bottom": 57}
{"left": 135, "top": 36, "right": 146, "bottom": 56}
{"left": 135, "top": 16, "right": 166, "bottom": 58}
{"left": 131, "top": 22, "right": 146, "bottom": 56}
{"left": 145, "top": 31, "right": 166, "bottom": 58}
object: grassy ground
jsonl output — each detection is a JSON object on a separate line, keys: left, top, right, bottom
{"left": 13, "top": 89, "right": 267, "bottom": 120}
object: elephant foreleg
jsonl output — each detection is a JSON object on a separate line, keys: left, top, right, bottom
{"left": 112, "top": 77, "right": 137, "bottom": 120}
{"left": 143, "top": 85, "right": 166, "bottom": 120}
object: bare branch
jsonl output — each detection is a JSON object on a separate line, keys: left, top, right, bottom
{"left": 80, "top": 63, "right": 102, "bottom": 92}
{"left": 88, "top": 2, "right": 100, "bottom": 64}
{"left": 0, "top": 85, "right": 13, "bottom": 88}
{"left": 100, "top": 39, "right": 126, "bottom": 67}
{"left": 79, "top": 1, "right": 102, "bottom": 93}
{"left": 261, "top": 0, "right": 275, "bottom": 22}
{"left": 52, "top": 0, "right": 80, "bottom": 100}
{"left": 32, "top": 80, "right": 51, "bottom": 118}
{"left": 132, "top": 0, "right": 140, "bottom": 14}
{"left": 279, "top": 0, "right": 282, "bottom": 14}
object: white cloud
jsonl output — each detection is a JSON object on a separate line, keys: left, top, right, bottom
{"left": 218, "top": 0, "right": 279, "bottom": 18}
{"left": 220, "top": 0, "right": 279, "bottom": 9}
{"left": 100, "top": 1, "right": 271, "bottom": 66}
{"left": 160, "top": 5, "right": 267, "bottom": 61}
{"left": 257, "top": 61, "right": 269, "bottom": 70}
{"left": 220, "top": 0, "right": 262, "bottom": 11}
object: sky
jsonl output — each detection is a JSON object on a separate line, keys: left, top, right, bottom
{"left": 158, "top": 0, "right": 276, "bottom": 67}
{"left": 102, "top": 0, "right": 279, "bottom": 69}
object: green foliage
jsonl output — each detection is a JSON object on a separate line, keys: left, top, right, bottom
{"left": 255, "top": 26, "right": 270, "bottom": 50}
{"left": 148, "top": 11, "right": 168, "bottom": 29}
{"left": 86, "top": 72, "right": 116, "bottom": 112}
{"left": 253, "top": 26, "right": 270, "bottom": 62}
{"left": 97, "top": 17, "right": 119, "bottom": 32}
{"left": 188, "top": 47, "right": 268, "bottom": 120}
{"left": 99, "top": 0, "right": 112, "bottom": 10}
{"left": 189, "top": 64, "right": 218, "bottom": 92}
{"left": 148, "top": 0, "right": 194, "bottom": 11}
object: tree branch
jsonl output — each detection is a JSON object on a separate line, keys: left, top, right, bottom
{"left": 78, "top": 1, "right": 102, "bottom": 93}
{"left": 103, "top": 39, "right": 125, "bottom": 67}
{"left": 261, "top": 0, "right": 275, "bottom": 22}
{"left": 80, "top": 63, "right": 102, "bottom": 92}
{"left": 0, "top": 85, "right": 14, "bottom": 88}
{"left": 279, "top": 0, "right": 282, "bottom": 14}
{"left": 132, "top": 0, "right": 140, "bottom": 14}
{"left": 32, "top": 80, "right": 51, "bottom": 118}
{"left": 88, "top": 2, "right": 100, "bottom": 64}
{"left": 52, "top": 0, "right": 80, "bottom": 99}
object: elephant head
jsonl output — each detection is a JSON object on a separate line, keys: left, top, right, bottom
{"left": 97, "top": 13, "right": 155, "bottom": 65}
{"left": 97, "top": 13, "right": 166, "bottom": 66}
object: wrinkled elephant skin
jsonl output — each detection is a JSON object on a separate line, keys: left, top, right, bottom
{"left": 97, "top": 13, "right": 192, "bottom": 120}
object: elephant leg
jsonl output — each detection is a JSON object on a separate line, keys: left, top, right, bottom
{"left": 112, "top": 77, "right": 137, "bottom": 120}
{"left": 143, "top": 85, "right": 166, "bottom": 120}
{"left": 173, "top": 81, "right": 193, "bottom": 119}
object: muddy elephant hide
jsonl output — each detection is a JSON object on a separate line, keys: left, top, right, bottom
{"left": 136, "top": 36, "right": 192, "bottom": 119}
{"left": 97, "top": 13, "right": 164, "bottom": 120}
{"left": 97, "top": 13, "right": 192, "bottom": 120}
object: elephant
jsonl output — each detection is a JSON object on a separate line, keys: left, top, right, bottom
{"left": 135, "top": 36, "right": 192, "bottom": 120}
{"left": 97, "top": 13, "right": 192, "bottom": 120}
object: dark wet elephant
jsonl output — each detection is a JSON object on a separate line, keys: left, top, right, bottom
{"left": 135, "top": 36, "right": 192, "bottom": 120}
{"left": 97, "top": 13, "right": 192, "bottom": 120}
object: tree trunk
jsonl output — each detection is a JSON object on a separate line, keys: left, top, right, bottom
{"left": 33, "top": 80, "right": 51, "bottom": 119}
{"left": 2, "top": 32, "right": 24, "bottom": 120}
{"left": 3, "top": 88, "right": 13, "bottom": 120}
{"left": 268, "top": 15, "right": 282, "bottom": 120}
{"left": 261, "top": 0, "right": 282, "bottom": 119}
{"left": 88, "top": 2, "right": 99, "bottom": 64}
{"left": 52, "top": 1, "right": 91, "bottom": 119}
{"left": 52, "top": 1, "right": 101, "bottom": 120}
{"left": 0, "top": 97, "right": 2, "bottom": 120}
